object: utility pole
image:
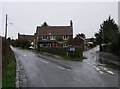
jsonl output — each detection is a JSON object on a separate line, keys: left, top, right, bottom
{"left": 5, "top": 14, "right": 7, "bottom": 39}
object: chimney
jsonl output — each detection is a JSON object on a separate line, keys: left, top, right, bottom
{"left": 18, "top": 33, "right": 20, "bottom": 39}
{"left": 70, "top": 20, "right": 73, "bottom": 27}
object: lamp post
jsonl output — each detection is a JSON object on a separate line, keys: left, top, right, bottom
{"left": 4, "top": 14, "right": 13, "bottom": 39}
{"left": 5, "top": 14, "right": 7, "bottom": 39}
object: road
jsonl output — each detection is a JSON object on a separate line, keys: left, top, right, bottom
{"left": 11, "top": 46, "right": 118, "bottom": 87}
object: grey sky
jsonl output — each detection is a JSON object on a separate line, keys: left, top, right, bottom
{"left": 1, "top": 2, "right": 118, "bottom": 39}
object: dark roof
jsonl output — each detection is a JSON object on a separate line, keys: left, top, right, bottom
{"left": 18, "top": 33, "right": 34, "bottom": 41}
{"left": 36, "top": 26, "right": 73, "bottom": 36}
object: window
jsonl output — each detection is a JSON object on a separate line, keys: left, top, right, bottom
{"left": 63, "top": 44, "right": 68, "bottom": 47}
{"left": 49, "top": 44, "right": 51, "bottom": 47}
{"left": 40, "top": 44, "right": 44, "bottom": 47}
{"left": 63, "top": 35, "right": 69, "bottom": 40}
{"left": 50, "top": 35, "right": 56, "bottom": 40}
{"left": 42, "top": 36, "right": 48, "bottom": 40}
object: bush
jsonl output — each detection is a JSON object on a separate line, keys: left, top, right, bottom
{"left": 11, "top": 39, "right": 31, "bottom": 49}
{"left": 38, "top": 47, "right": 84, "bottom": 61}
{"left": 103, "top": 41, "right": 120, "bottom": 57}
{"left": 39, "top": 47, "right": 67, "bottom": 56}
{"left": 2, "top": 38, "right": 16, "bottom": 87}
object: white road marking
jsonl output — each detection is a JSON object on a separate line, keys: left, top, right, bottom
{"left": 66, "top": 69, "right": 70, "bottom": 71}
{"left": 93, "top": 65, "right": 96, "bottom": 68}
{"left": 96, "top": 68, "right": 100, "bottom": 71}
{"left": 24, "top": 55, "right": 27, "bottom": 56}
{"left": 84, "top": 60, "right": 87, "bottom": 62}
{"left": 83, "top": 58, "right": 114, "bottom": 75}
{"left": 86, "top": 60, "right": 104, "bottom": 74}
{"left": 57, "top": 66, "right": 65, "bottom": 70}
{"left": 90, "top": 63, "right": 93, "bottom": 66}
{"left": 33, "top": 54, "right": 35, "bottom": 55}
{"left": 88, "top": 63, "right": 91, "bottom": 64}
{"left": 86, "top": 61, "right": 105, "bottom": 75}
{"left": 91, "top": 62, "right": 96, "bottom": 65}
{"left": 100, "top": 67, "right": 114, "bottom": 75}
{"left": 40, "top": 60, "right": 48, "bottom": 64}
{"left": 103, "top": 68, "right": 107, "bottom": 71}
{"left": 42, "top": 61, "right": 48, "bottom": 64}
{"left": 106, "top": 71, "right": 114, "bottom": 75}
{"left": 99, "top": 71, "right": 104, "bottom": 74}
{"left": 42, "top": 61, "right": 48, "bottom": 63}
{"left": 92, "top": 65, "right": 114, "bottom": 75}
{"left": 95, "top": 67, "right": 104, "bottom": 74}
{"left": 74, "top": 70, "right": 81, "bottom": 73}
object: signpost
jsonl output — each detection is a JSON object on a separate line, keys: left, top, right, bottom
{"left": 67, "top": 47, "right": 75, "bottom": 56}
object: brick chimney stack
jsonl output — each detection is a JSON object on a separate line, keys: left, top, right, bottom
{"left": 70, "top": 20, "right": 73, "bottom": 27}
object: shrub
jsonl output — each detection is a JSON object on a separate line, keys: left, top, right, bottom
{"left": 2, "top": 37, "right": 16, "bottom": 87}
{"left": 11, "top": 39, "right": 31, "bottom": 49}
{"left": 38, "top": 47, "right": 84, "bottom": 61}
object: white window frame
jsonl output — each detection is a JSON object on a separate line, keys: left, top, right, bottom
{"left": 40, "top": 44, "right": 44, "bottom": 47}
{"left": 63, "top": 44, "right": 68, "bottom": 47}
{"left": 50, "top": 35, "right": 56, "bottom": 40}
{"left": 42, "top": 36, "right": 48, "bottom": 40}
{"left": 49, "top": 44, "right": 51, "bottom": 47}
{"left": 63, "top": 35, "right": 69, "bottom": 40}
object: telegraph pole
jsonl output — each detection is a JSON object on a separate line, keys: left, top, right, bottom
{"left": 5, "top": 14, "right": 7, "bottom": 39}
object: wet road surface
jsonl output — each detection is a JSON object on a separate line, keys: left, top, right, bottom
{"left": 11, "top": 46, "right": 118, "bottom": 87}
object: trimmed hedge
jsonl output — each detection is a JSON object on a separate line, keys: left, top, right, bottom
{"left": 2, "top": 38, "right": 16, "bottom": 87}
{"left": 38, "top": 47, "right": 67, "bottom": 56}
{"left": 38, "top": 47, "right": 84, "bottom": 60}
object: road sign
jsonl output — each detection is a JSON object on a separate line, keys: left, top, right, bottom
{"left": 69, "top": 47, "right": 75, "bottom": 52}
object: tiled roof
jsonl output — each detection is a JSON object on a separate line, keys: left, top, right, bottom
{"left": 18, "top": 33, "right": 34, "bottom": 41}
{"left": 36, "top": 26, "right": 73, "bottom": 36}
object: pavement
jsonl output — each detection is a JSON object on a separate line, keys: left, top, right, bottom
{"left": 96, "top": 51, "right": 120, "bottom": 66}
{"left": 11, "top": 46, "right": 119, "bottom": 87}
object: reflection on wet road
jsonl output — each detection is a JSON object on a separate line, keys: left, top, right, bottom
{"left": 83, "top": 46, "right": 118, "bottom": 76}
{"left": 11, "top": 46, "right": 118, "bottom": 87}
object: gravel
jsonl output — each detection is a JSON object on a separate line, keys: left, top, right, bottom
{"left": 16, "top": 58, "right": 28, "bottom": 87}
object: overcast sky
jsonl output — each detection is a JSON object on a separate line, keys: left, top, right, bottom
{"left": 1, "top": 1, "right": 118, "bottom": 39}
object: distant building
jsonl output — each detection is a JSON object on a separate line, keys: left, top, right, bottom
{"left": 85, "top": 38, "right": 95, "bottom": 49}
{"left": 34, "top": 21, "right": 73, "bottom": 49}
{"left": 74, "top": 36, "right": 86, "bottom": 49}
{"left": 67, "top": 35, "right": 87, "bottom": 51}
{"left": 18, "top": 33, "right": 34, "bottom": 42}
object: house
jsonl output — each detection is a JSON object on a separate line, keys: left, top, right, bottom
{"left": 67, "top": 34, "right": 87, "bottom": 51}
{"left": 85, "top": 38, "right": 95, "bottom": 49}
{"left": 18, "top": 33, "right": 34, "bottom": 42}
{"left": 34, "top": 20, "right": 73, "bottom": 49}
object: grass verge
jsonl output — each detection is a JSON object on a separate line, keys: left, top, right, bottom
{"left": 2, "top": 38, "right": 16, "bottom": 87}
{"left": 2, "top": 59, "right": 16, "bottom": 87}
{"left": 37, "top": 51, "right": 86, "bottom": 61}
{"left": 62, "top": 55, "right": 86, "bottom": 61}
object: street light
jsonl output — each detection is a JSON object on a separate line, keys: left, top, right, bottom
{"left": 4, "top": 14, "right": 13, "bottom": 39}
{"left": 5, "top": 14, "right": 7, "bottom": 39}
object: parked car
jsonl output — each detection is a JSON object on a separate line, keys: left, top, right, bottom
{"left": 29, "top": 46, "right": 34, "bottom": 50}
